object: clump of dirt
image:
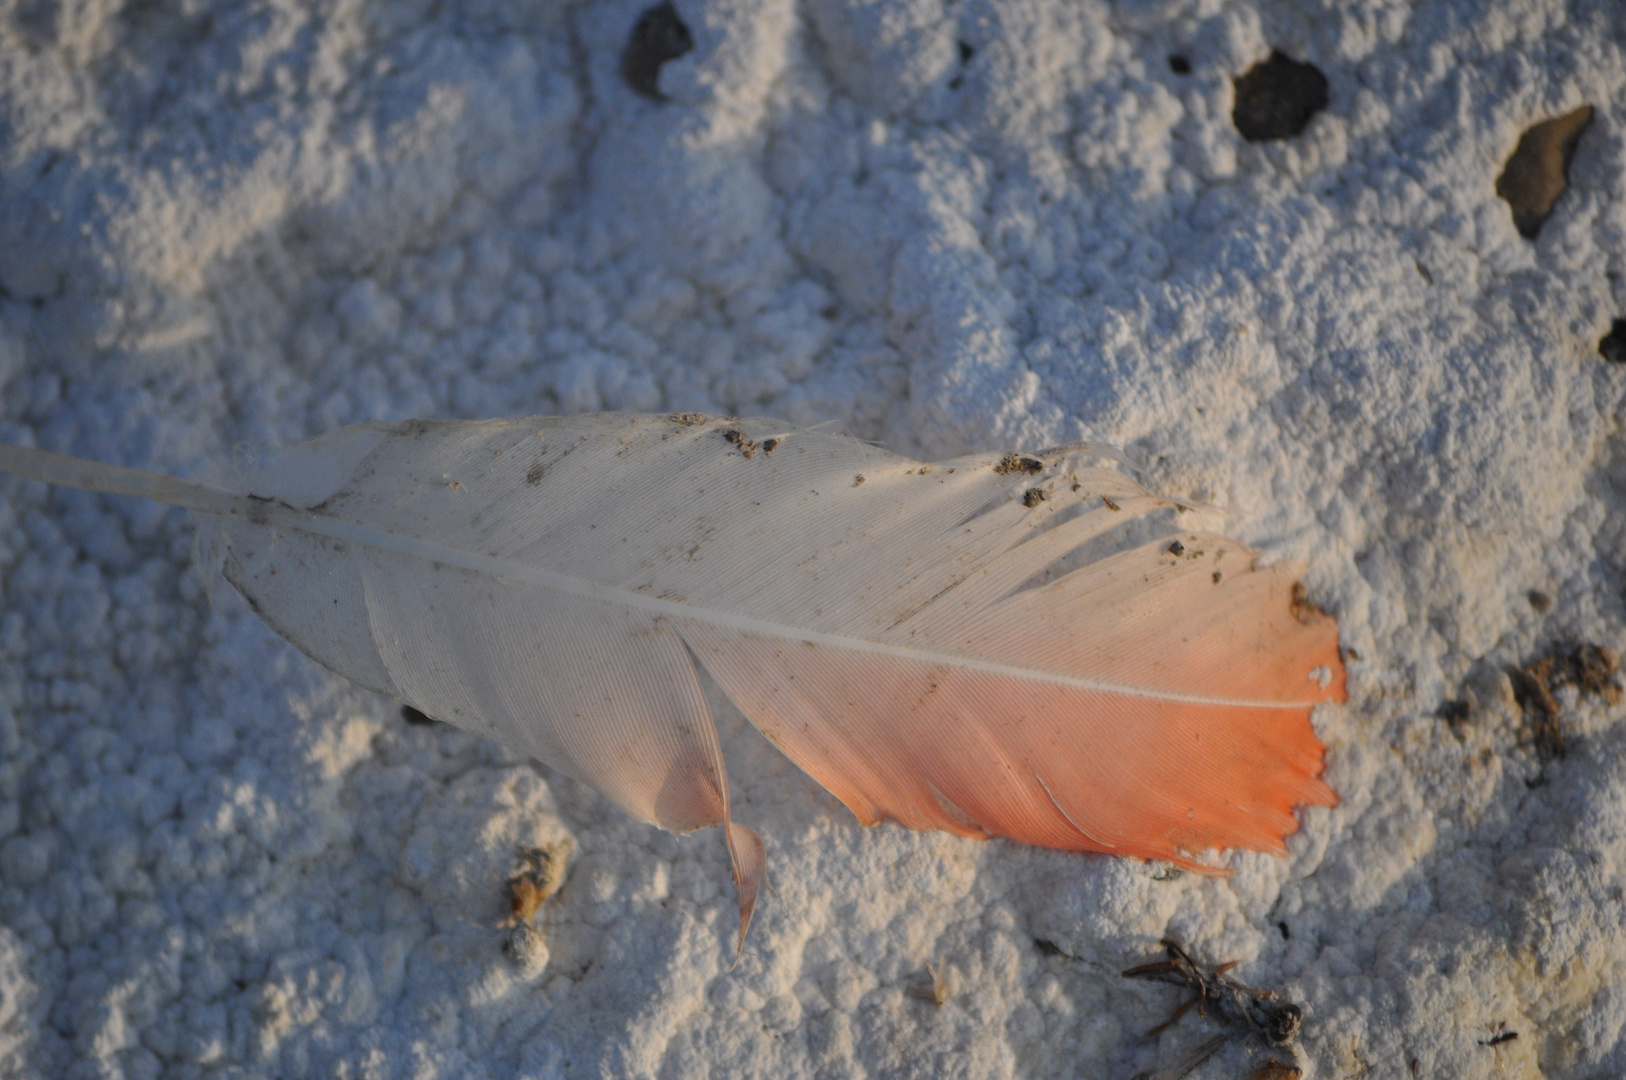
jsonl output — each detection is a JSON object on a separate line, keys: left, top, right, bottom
{"left": 721, "top": 428, "right": 758, "bottom": 459}
{"left": 1509, "top": 643, "right": 1621, "bottom": 760}
{"left": 506, "top": 841, "right": 574, "bottom": 925}
{"left": 994, "top": 453, "right": 1044, "bottom": 475}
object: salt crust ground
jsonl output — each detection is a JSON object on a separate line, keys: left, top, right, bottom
{"left": 0, "top": 0, "right": 1623, "bottom": 1076}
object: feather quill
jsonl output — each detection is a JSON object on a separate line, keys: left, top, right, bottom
{"left": 0, "top": 413, "right": 1342, "bottom": 952}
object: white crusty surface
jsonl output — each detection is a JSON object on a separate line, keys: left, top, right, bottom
{"left": 1, "top": 0, "right": 1624, "bottom": 1077}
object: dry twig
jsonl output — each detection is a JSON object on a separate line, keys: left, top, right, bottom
{"left": 1122, "top": 939, "right": 1302, "bottom": 1046}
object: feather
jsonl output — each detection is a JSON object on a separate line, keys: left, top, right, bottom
{"left": 0, "top": 413, "right": 1342, "bottom": 952}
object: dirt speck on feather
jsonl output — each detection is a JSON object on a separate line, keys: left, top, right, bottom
{"left": 994, "top": 453, "right": 1044, "bottom": 475}
{"left": 721, "top": 429, "right": 758, "bottom": 459}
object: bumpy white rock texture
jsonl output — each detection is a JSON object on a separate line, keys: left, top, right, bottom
{"left": 1, "top": 0, "right": 1624, "bottom": 1076}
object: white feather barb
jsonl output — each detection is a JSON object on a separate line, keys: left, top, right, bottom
{"left": 0, "top": 413, "right": 1344, "bottom": 955}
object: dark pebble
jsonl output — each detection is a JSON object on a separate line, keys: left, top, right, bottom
{"left": 1232, "top": 51, "right": 1328, "bottom": 142}
{"left": 622, "top": 1, "right": 694, "bottom": 101}
{"left": 1599, "top": 318, "right": 1626, "bottom": 364}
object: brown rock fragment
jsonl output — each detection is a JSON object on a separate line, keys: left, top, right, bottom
{"left": 1495, "top": 106, "right": 1593, "bottom": 239}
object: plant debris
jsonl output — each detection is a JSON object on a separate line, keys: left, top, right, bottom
{"left": 1129, "top": 1034, "right": 1228, "bottom": 1080}
{"left": 1123, "top": 939, "right": 1303, "bottom": 1046}
{"left": 907, "top": 961, "right": 952, "bottom": 1006}
{"left": 1495, "top": 105, "right": 1593, "bottom": 239}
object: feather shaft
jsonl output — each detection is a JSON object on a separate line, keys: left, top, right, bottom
{"left": 214, "top": 502, "right": 1334, "bottom": 711}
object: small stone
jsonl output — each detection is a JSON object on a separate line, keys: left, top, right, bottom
{"left": 621, "top": 1, "right": 694, "bottom": 101}
{"left": 1495, "top": 105, "right": 1593, "bottom": 239}
{"left": 1232, "top": 51, "right": 1328, "bottom": 142}
{"left": 1598, "top": 319, "right": 1626, "bottom": 364}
